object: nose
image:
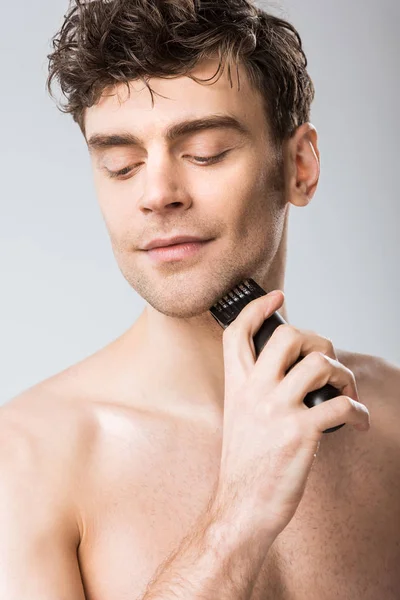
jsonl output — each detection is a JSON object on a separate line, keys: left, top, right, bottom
{"left": 138, "top": 152, "right": 192, "bottom": 214}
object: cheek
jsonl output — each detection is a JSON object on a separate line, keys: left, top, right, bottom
{"left": 193, "top": 153, "right": 264, "bottom": 211}
{"left": 227, "top": 167, "right": 282, "bottom": 244}
{"left": 226, "top": 159, "right": 270, "bottom": 219}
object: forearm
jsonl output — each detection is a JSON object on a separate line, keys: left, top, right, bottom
{"left": 141, "top": 504, "right": 275, "bottom": 600}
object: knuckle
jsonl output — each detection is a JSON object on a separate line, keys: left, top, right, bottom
{"left": 344, "top": 366, "right": 357, "bottom": 385}
{"left": 340, "top": 365, "right": 358, "bottom": 394}
{"left": 336, "top": 395, "right": 355, "bottom": 413}
{"left": 324, "top": 337, "right": 335, "bottom": 356}
{"left": 307, "top": 350, "right": 328, "bottom": 369}
{"left": 273, "top": 323, "right": 299, "bottom": 345}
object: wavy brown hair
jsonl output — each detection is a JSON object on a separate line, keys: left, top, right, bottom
{"left": 47, "top": 0, "right": 315, "bottom": 145}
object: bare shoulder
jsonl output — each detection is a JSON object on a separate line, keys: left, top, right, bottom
{"left": 0, "top": 382, "right": 100, "bottom": 542}
{"left": 333, "top": 348, "right": 400, "bottom": 477}
{"left": 349, "top": 350, "right": 399, "bottom": 438}
{"left": 366, "top": 352, "right": 400, "bottom": 400}
{"left": 0, "top": 356, "right": 164, "bottom": 525}
{"left": 313, "top": 349, "right": 400, "bottom": 547}
{"left": 338, "top": 348, "right": 399, "bottom": 409}
{"left": 0, "top": 376, "right": 105, "bottom": 596}
{"left": 364, "top": 352, "right": 400, "bottom": 450}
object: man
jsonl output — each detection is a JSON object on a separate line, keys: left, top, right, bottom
{"left": 1, "top": 1, "right": 399, "bottom": 598}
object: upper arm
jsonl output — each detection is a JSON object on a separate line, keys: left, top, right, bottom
{"left": 0, "top": 414, "right": 86, "bottom": 599}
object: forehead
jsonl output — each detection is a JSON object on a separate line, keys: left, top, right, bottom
{"left": 84, "top": 57, "right": 269, "bottom": 143}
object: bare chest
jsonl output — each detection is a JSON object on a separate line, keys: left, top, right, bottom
{"left": 77, "top": 416, "right": 400, "bottom": 600}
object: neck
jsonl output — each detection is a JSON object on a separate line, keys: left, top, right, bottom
{"left": 124, "top": 223, "right": 289, "bottom": 420}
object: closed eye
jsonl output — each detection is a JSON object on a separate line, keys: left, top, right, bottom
{"left": 107, "top": 150, "right": 231, "bottom": 179}
{"left": 190, "top": 150, "right": 230, "bottom": 165}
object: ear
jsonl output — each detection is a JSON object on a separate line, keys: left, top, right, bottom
{"left": 283, "top": 123, "right": 320, "bottom": 207}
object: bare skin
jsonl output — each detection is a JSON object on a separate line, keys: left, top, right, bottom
{"left": 1, "top": 334, "right": 399, "bottom": 599}
{"left": 2, "top": 58, "right": 399, "bottom": 598}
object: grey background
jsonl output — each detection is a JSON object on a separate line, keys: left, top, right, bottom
{"left": 1, "top": 0, "right": 399, "bottom": 405}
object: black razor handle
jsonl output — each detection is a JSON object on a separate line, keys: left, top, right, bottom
{"left": 253, "top": 311, "right": 345, "bottom": 434}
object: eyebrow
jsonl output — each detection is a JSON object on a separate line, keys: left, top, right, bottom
{"left": 86, "top": 114, "right": 251, "bottom": 153}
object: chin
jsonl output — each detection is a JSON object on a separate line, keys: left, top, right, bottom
{"left": 146, "top": 291, "right": 219, "bottom": 320}
{"left": 156, "top": 306, "right": 212, "bottom": 320}
{"left": 123, "top": 258, "right": 258, "bottom": 318}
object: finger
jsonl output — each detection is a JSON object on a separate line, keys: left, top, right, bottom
{"left": 275, "top": 351, "right": 360, "bottom": 407}
{"left": 252, "top": 323, "right": 338, "bottom": 388}
{"left": 298, "top": 331, "right": 338, "bottom": 361}
{"left": 222, "top": 290, "right": 284, "bottom": 389}
{"left": 306, "top": 395, "right": 370, "bottom": 433}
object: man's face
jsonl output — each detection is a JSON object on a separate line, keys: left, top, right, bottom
{"left": 85, "top": 58, "right": 288, "bottom": 318}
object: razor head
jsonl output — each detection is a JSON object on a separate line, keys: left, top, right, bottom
{"left": 209, "top": 278, "right": 268, "bottom": 329}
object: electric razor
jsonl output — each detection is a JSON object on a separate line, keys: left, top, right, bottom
{"left": 209, "top": 278, "right": 345, "bottom": 434}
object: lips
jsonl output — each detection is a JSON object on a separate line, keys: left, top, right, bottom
{"left": 142, "top": 236, "right": 210, "bottom": 250}
{"left": 145, "top": 239, "right": 211, "bottom": 263}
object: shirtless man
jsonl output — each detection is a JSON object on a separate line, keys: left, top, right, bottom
{"left": 1, "top": 1, "right": 399, "bottom": 598}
